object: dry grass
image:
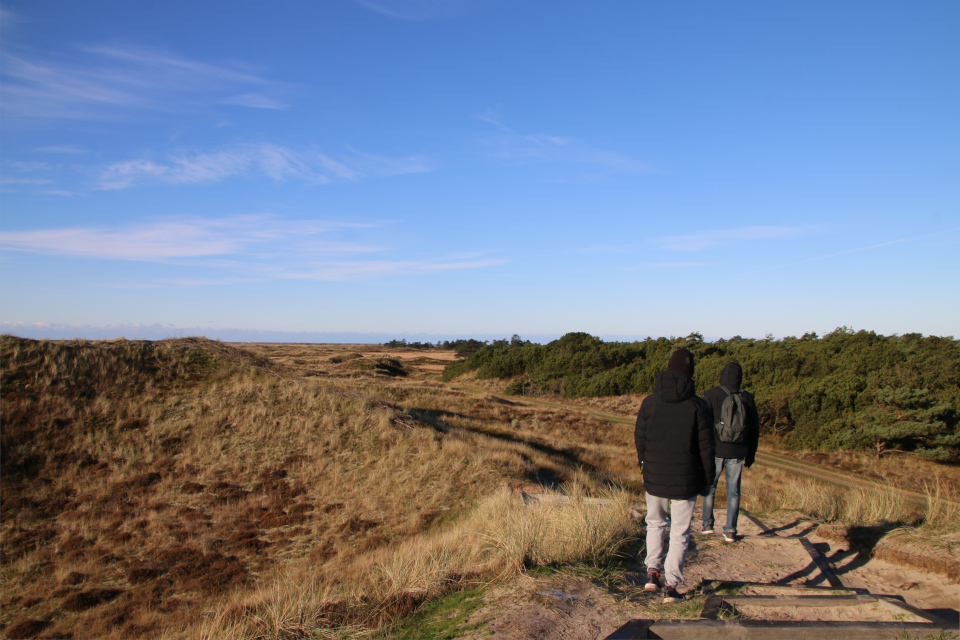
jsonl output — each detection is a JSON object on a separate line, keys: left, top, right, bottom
{"left": 4, "top": 337, "right": 957, "bottom": 639}
{"left": 743, "top": 465, "right": 912, "bottom": 524}
{"left": 765, "top": 444, "right": 960, "bottom": 495}
{"left": 192, "top": 486, "right": 637, "bottom": 640}
{"left": 742, "top": 463, "right": 960, "bottom": 556}
{"left": 1, "top": 337, "right": 641, "bottom": 639}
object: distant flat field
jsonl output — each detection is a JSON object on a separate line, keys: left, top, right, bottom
{"left": 229, "top": 343, "right": 458, "bottom": 359}
{"left": 227, "top": 343, "right": 460, "bottom": 376}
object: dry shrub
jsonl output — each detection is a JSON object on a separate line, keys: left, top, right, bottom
{"left": 742, "top": 465, "right": 917, "bottom": 525}
{"left": 479, "top": 486, "right": 637, "bottom": 570}
{"left": 2, "top": 337, "right": 643, "bottom": 639}
{"left": 193, "top": 487, "right": 638, "bottom": 640}
{"left": 743, "top": 463, "right": 960, "bottom": 559}
{"left": 888, "top": 479, "right": 960, "bottom": 555}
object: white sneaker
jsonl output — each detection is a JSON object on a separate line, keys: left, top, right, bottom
{"left": 723, "top": 532, "right": 736, "bottom": 543}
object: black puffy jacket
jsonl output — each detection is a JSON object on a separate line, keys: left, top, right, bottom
{"left": 635, "top": 369, "right": 716, "bottom": 500}
{"left": 703, "top": 362, "right": 760, "bottom": 465}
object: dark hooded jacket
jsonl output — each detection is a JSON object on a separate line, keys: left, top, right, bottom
{"left": 703, "top": 362, "right": 760, "bottom": 465}
{"left": 635, "top": 370, "right": 716, "bottom": 500}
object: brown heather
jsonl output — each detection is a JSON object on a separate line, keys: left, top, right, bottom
{"left": 0, "top": 337, "right": 638, "bottom": 639}
{"left": 2, "top": 337, "right": 957, "bottom": 639}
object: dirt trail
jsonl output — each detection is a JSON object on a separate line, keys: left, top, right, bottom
{"left": 441, "top": 384, "right": 959, "bottom": 637}
{"left": 457, "top": 507, "right": 959, "bottom": 640}
{"left": 452, "top": 384, "right": 952, "bottom": 508}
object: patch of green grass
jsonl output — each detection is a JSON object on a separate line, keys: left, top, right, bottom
{"left": 525, "top": 564, "right": 561, "bottom": 577}
{"left": 640, "top": 592, "right": 707, "bottom": 620}
{"left": 712, "top": 581, "right": 743, "bottom": 596}
{"left": 898, "top": 631, "right": 959, "bottom": 640}
{"left": 391, "top": 586, "right": 488, "bottom": 639}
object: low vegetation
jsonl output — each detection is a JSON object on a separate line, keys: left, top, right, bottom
{"left": 443, "top": 329, "right": 960, "bottom": 461}
{"left": 0, "top": 336, "right": 637, "bottom": 639}
{"left": 2, "top": 335, "right": 956, "bottom": 639}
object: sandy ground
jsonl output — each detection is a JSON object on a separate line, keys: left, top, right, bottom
{"left": 457, "top": 508, "right": 959, "bottom": 640}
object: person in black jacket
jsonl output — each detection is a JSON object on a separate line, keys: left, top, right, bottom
{"left": 700, "top": 362, "right": 760, "bottom": 542}
{"left": 635, "top": 348, "right": 716, "bottom": 603}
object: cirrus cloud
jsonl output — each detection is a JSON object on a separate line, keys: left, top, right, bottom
{"left": 0, "top": 215, "right": 506, "bottom": 282}
{"left": 96, "top": 144, "right": 431, "bottom": 190}
{"left": 654, "top": 226, "right": 809, "bottom": 251}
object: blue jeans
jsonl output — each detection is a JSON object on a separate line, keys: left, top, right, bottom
{"left": 701, "top": 457, "right": 743, "bottom": 534}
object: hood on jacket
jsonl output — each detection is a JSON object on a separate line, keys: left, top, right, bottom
{"left": 655, "top": 369, "right": 696, "bottom": 403}
{"left": 720, "top": 362, "right": 743, "bottom": 391}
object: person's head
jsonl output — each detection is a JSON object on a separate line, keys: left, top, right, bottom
{"left": 721, "top": 362, "right": 743, "bottom": 388}
{"left": 667, "top": 348, "right": 695, "bottom": 377}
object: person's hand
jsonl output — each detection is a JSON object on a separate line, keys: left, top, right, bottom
{"left": 745, "top": 458, "right": 754, "bottom": 468}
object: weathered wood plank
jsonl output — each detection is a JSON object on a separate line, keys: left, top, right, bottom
{"left": 874, "top": 594, "right": 959, "bottom": 626}
{"left": 722, "top": 594, "right": 874, "bottom": 607}
{"left": 602, "top": 618, "right": 652, "bottom": 639}
{"left": 604, "top": 618, "right": 957, "bottom": 640}
{"left": 798, "top": 536, "right": 846, "bottom": 589}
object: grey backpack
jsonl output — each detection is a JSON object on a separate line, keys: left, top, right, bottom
{"left": 716, "top": 385, "right": 747, "bottom": 444}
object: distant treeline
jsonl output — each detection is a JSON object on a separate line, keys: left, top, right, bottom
{"left": 383, "top": 335, "right": 533, "bottom": 358}
{"left": 441, "top": 330, "right": 960, "bottom": 462}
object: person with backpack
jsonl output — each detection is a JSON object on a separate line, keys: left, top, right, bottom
{"left": 635, "top": 348, "right": 715, "bottom": 603}
{"left": 701, "top": 362, "right": 760, "bottom": 542}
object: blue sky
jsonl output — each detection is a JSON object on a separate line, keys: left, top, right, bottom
{"left": 2, "top": 1, "right": 958, "bottom": 343}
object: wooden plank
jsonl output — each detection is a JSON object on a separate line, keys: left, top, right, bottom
{"left": 644, "top": 619, "right": 955, "bottom": 639}
{"left": 874, "top": 595, "right": 959, "bottom": 626}
{"left": 798, "top": 537, "right": 846, "bottom": 589}
{"left": 602, "top": 618, "right": 652, "bottom": 639}
{"left": 722, "top": 594, "right": 874, "bottom": 607}
{"left": 696, "top": 579, "right": 853, "bottom": 592}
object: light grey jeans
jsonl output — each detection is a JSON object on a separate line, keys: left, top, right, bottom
{"left": 644, "top": 492, "right": 696, "bottom": 588}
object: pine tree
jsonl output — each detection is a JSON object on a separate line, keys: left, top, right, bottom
{"left": 858, "top": 386, "right": 959, "bottom": 461}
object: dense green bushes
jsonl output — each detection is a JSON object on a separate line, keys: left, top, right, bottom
{"left": 384, "top": 338, "right": 491, "bottom": 358}
{"left": 442, "top": 329, "right": 960, "bottom": 461}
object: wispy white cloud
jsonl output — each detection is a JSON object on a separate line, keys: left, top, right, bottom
{"left": 343, "top": 146, "right": 433, "bottom": 176}
{"left": 0, "top": 215, "right": 372, "bottom": 260}
{"left": 0, "top": 7, "right": 22, "bottom": 28}
{"left": 33, "top": 189, "right": 86, "bottom": 197}
{"left": 36, "top": 145, "right": 86, "bottom": 154}
{"left": 221, "top": 93, "right": 289, "bottom": 110}
{"left": 475, "top": 108, "right": 651, "bottom": 173}
{"left": 569, "top": 245, "right": 629, "bottom": 254}
{"left": 0, "top": 177, "right": 52, "bottom": 185}
{"left": 7, "top": 160, "right": 48, "bottom": 171}
{"left": 742, "top": 227, "right": 960, "bottom": 275}
{"left": 0, "top": 215, "right": 505, "bottom": 281}
{"left": 626, "top": 262, "right": 716, "bottom": 269}
{"left": 1, "top": 44, "right": 288, "bottom": 119}
{"left": 654, "top": 226, "right": 808, "bottom": 251}
{"left": 96, "top": 143, "right": 429, "bottom": 190}
{"left": 280, "top": 256, "right": 507, "bottom": 280}
{"left": 352, "top": 0, "right": 471, "bottom": 20}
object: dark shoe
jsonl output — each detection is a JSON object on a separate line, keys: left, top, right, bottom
{"left": 644, "top": 571, "right": 661, "bottom": 592}
{"left": 662, "top": 586, "right": 683, "bottom": 603}
{"left": 700, "top": 527, "right": 715, "bottom": 536}
{"left": 723, "top": 532, "right": 736, "bottom": 543}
